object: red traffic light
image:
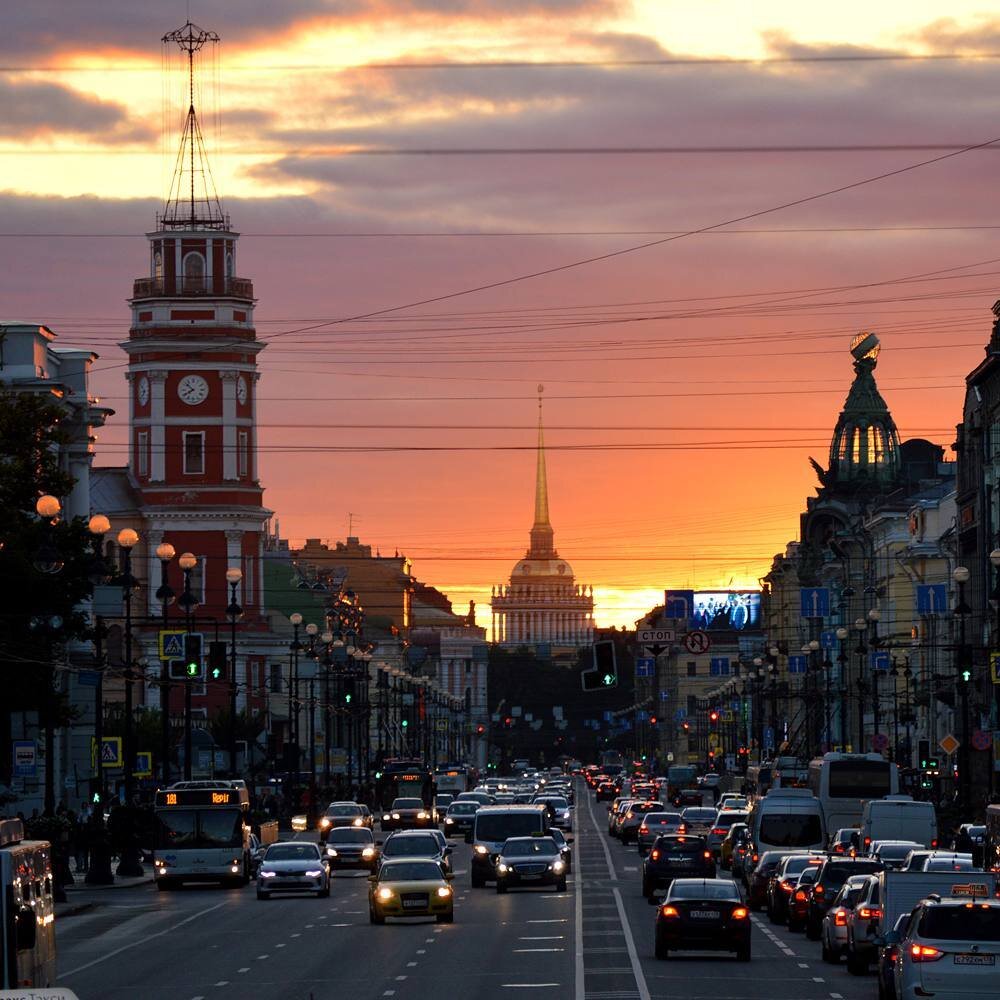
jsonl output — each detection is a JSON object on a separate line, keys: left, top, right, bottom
{"left": 709, "top": 710, "right": 719, "bottom": 723}
{"left": 681, "top": 721, "right": 690, "bottom": 730}
{"left": 649, "top": 715, "right": 657, "bottom": 725}
{"left": 476, "top": 724, "right": 485, "bottom": 735}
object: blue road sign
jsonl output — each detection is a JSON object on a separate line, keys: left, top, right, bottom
{"left": 635, "top": 657, "right": 655, "bottom": 677}
{"left": 709, "top": 656, "right": 730, "bottom": 676}
{"left": 602, "top": 710, "right": 612, "bottom": 722}
{"left": 916, "top": 583, "right": 948, "bottom": 617}
{"left": 664, "top": 589, "right": 695, "bottom": 620}
{"left": 674, "top": 708, "right": 687, "bottom": 721}
{"left": 820, "top": 630, "right": 837, "bottom": 650}
{"left": 13, "top": 740, "right": 36, "bottom": 778}
{"left": 800, "top": 587, "right": 830, "bottom": 618}
{"left": 637, "top": 711, "right": 648, "bottom": 722}
{"left": 763, "top": 726, "right": 775, "bottom": 749}
{"left": 788, "top": 655, "right": 807, "bottom": 675}
{"left": 660, "top": 690, "right": 669, "bottom": 701}
{"left": 870, "top": 651, "right": 891, "bottom": 672}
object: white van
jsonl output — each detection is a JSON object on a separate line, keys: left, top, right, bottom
{"left": 860, "top": 795, "right": 938, "bottom": 851}
{"left": 750, "top": 787, "right": 826, "bottom": 854}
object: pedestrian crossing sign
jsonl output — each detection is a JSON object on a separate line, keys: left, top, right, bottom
{"left": 92, "top": 736, "right": 122, "bottom": 769}
{"left": 159, "top": 629, "right": 187, "bottom": 660}
{"left": 133, "top": 751, "right": 152, "bottom": 777}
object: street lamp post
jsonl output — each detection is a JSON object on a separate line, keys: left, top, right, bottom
{"left": 953, "top": 566, "right": 972, "bottom": 811}
{"left": 154, "top": 543, "right": 175, "bottom": 784}
{"left": 854, "top": 618, "right": 868, "bottom": 751}
{"left": 836, "top": 627, "right": 849, "bottom": 748}
{"left": 305, "top": 622, "right": 319, "bottom": 808}
{"left": 868, "top": 607, "right": 882, "bottom": 748}
{"left": 225, "top": 567, "right": 243, "bottom": 778}
{"left": 320, "top": 630, "right": 334, "bottom": 787}
{"left": 288, "top": 612, "right": 303, "bottom": 805}
{"left": 177, "top": 552, "right": 199, "bottom": 781}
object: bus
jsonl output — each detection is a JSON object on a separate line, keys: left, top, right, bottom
{"left": 153, "top": 781, "right": 251, "bottom": 889}
{"left": 807, "top": 752, "right": 899, "bottom": 833}
{"left": 375, "top": 759, "right": 433, "bottom": 810}
{"left": 0, "top": 818, "right": 56, "bottom": 989}
{"left": 599, "top": 750, "right": 625, "bottom": 777}
{"left": 744, "top": 763, "right": 772, "bottom": 801}
{"left": 434, "top": 765, "right": 474, "bottom": 796}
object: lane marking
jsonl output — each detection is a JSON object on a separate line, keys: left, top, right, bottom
{"left": 61, "top": 901, "right": 228, "bottom": 978}
{"left": 407, "top": 961, "right": 418, "bottom": 967}
{"left": 384, "top": 992, "right": 395, "bottom": 997}
{"left": 237, "top": 968, "right": 250, "bottom": 973}
{"left": 528, "top": 918, "right": 568, "bottom": 923}
{"left": 798, "top": 963, "right": 809, "bottom": 968}
{"left": 256, "top": 955, "right": 268, "bottom": 960}
{"left": 813, "top": 977, "right": 825, "bottom": 983}
{"left": 214, "top": 982, "right": 229, "bottom": 988}
{"left": 502, "top": 985, "right": 560, "bottom": 989}
{"left": 520, "top": 935, "right": 564, "bottom": 940}
{"left": 417, "top": 949, "right": 427, "bottom": 954}
{"left": 514, "top": 947, "right": 565, "bottom": 953}
{"left": 395, "top": 975, "right": 407, "bottom": 981}
{"left": 276, "top": 943, "right": 286, "bottom": 949}
{"left": 612, "top": 886, "right": 651, "bottom": 1000}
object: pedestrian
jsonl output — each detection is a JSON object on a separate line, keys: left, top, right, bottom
{"left": 75, "top": 806, "right": 91, "bottom": 873}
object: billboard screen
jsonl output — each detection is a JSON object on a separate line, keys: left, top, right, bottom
{"left": 664, "top": 590, "right": 761, "bottom": 632}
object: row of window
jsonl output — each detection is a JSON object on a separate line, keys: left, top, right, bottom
{"left": 153, "top": 249, "right": 235, "bottom": 283}
{"left": 833, "top": 423, "right": 897, "bottom": 466}
{"left": 135, "top": 431, "right": 249, "bottom": 477}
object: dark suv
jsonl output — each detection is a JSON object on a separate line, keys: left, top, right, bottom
{"left": 641, "top": 835, "right": 715, "bottom": 899}
{"left": 804, "top": 857, "right": 883, "bottom": 940}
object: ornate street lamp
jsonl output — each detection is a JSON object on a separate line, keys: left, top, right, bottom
{"left": 225, "top": 567, "right": 243, "bottom": 778}
{"left": 155, "top": 542, "right": 175, "bottom": 784}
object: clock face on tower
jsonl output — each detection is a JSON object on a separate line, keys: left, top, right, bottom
{"left": 237, "top": 376, "right": 248, "bottom": 405}
{"left": 137, "top": 377, "right": 149, "bottom": 406}
{"left": 178, "top": 374, "right": 209, "bottom": 406}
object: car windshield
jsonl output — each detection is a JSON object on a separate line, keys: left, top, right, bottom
{"left": 476, "top": 814, "right": 544, "bottom": 841}
{"left": 715, "top": 813, "right": 748, "bottom": 829}
{"left": 392, "top": 799, "right": 424, "bottom": 809}
{"left": 540, "top": 798, "right": 569, "bottom": 809}
{"left": 919, "top": 907, "right": 1000, "bottom": 941}
{"left": 645, "top": 813, "right": 682, "bottom": 826}
{"left": 877, "top": 843, "right": 921, "bottom": 861}
{"left": 448, "top": 804, "right": 479, "bottom": 815}
{"left": 380, "top": 861, "right": 444, "bottom": 882}
{"left": 436, "top": 795, "right": 454, "bottom": 806}
{"left": 925, "top": 859, "right": 978, "bottom": 871}
{"left": 265, "top": 844, "right": 320, "bottom": 862}
{"left": 682, "top": 809, "right": 717, "bottom": 822}
{"left": 656, "top": 837, "right": 705, "bottom": 854}
{"left": 328, "top": 828, "right": 373, "bottom": 844}
{"left": 327, "top": 805, "right": 361, "bottom": 817}
{"left": 821, "top": 862, "right": 880, "bottom": 887}
{"left": 759, "top": 815, "right": 823, "bottom": 847}
{"left": 383, "top": 836, "right": 439, "bottom": 857}
{"left": 503, "top": 839, "right": 559, "bottom": 857}
{"left": 782, "top": 856, "right": 821, "bottom": 877}
{"left": 668, "top": 881, "right": 740, "bottom": 901}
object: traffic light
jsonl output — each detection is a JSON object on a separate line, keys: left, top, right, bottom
{"left": 681, "top": 721, "right": 690, "bottom": 731}
{"left": 582, "top": 640, "right": 618, "bottom": 691}
{"left": 183, "top": 633, "right": 203, "bottom": 680}
{"left": 504, "top": 716, "right": 514, "bottom": 728}
{"left": 709, "top": 710, "right": 719, "bottom": 723}
{"left": 960, "top": 667, "right": 972, "bottom": 683}
{"left": 476, "top": 724, "right": 486, "bottom": 735}
{"left": 918, "top": 738, "right": 930, "bottom": 769}
{"left": 344, "top": 678, "right": 355, "bottom": 704}
{"left": 401, "top": 719, "right": 409, "bottom": 729}
{"left": 207, "top": 641, "right": 227, "bottom": 681}
{"left": 649, "top": 715, "right": 658, "bottom": 726}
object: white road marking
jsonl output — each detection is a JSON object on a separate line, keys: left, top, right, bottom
{"left": 276, "top": 943, "right": 286, "bottom": 949}
{"left": 384, "top": 992, "right": 395, "bottom": 997}
{"left": 425, "top": 938, "right": 435, "bottom": 943}
{"left": 407, "top": 961, "right": 418, "bottom": 967}
{"left": 813, "top": 977, "right": 825, "bottom": 983}
{"left": 520, "top": 936, "right": 564, "bottom": 940}
{"left": 214, "top": 982, "right": 229, "bottom": 988}
{"left": 798, "top": 962, "right": 809, "bottom": 968}
{"left": 256, "top": 955, "right": 268, "bottom": 960}
{"left": 305, "top": 923, "right": 314, "bottom": 928}
{"left": 612, "top": 887, "right": 651, "bottom": 1000}
{"left": 830, "top": 994, "right": 843, "bottom": 999}
{"left": 514, "top": 948, "right": 565, "bottom": 953}
{"left": 395, "top": 975, "right": 407, "bottom": 981}
{"left": 528, "top": 918, "right": 568, "bottom": 923}
{"left": 501, "top": 984, "right": 560, "bottom": 989}
{"left": 61, "top": 901, "right": 229, "bottom": 979}
{"left": 237, "top": 968, "right": 250, "bottom": 973}
{"left": 290, "top": 933, "right": 301, "bottom": 938}
{"left": 623, "top": 866, "right": 637, "bottom": 872}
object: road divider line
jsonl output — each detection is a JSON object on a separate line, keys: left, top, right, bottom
{"left": 61, "top": 900, "right": 229, "bottom": 979}
{"left": 612, "top": 887, "right": 651, "bottom": 1000}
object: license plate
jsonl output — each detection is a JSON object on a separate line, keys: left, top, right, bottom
{"left": 522, "top": 873, "right": 541, "bottom": 880}
{"left": 955, "top": 954, "right": 995, "bottom": 966}
{"left": 667, "top": 856, "right": 687, "bottom": 862}
{"left": 403, "top": 899, "right": 426, "bottom": 909}
{"left": 690, "top": 911, "right": 720, "bottom": 919}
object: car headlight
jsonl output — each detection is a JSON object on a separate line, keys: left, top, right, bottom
{"left": 474, "top": 845, "right": 489, "bottom": 855}
{"left": 445, "top": 818, "right": 454, "bottom": 825}
{"left": 392, "top": 813, "right": 400, "bottom": 820}
{"left": 305, "top": 869, "right": 324, "bottom": 877}
{"left": 319, "top": 818, "right": 331, "bottom": 829}
{"left": 327, "top": 849, "right": 338, "bottom": 857}
{"left": 377, "top": 887, "right": 394, "bottom": 900}
{"left": 497, "top": 863, "right": 509, "bottom": 873}
{"left": 362, "top": 847, "right": 375, "bottom": 858}
{"left": 552, "top": 860, "right": 565, "bottom": 873}
{"left": 417, "top": 811, "right": 429, "bottom": 820}
{"left": 437, "top": 886, "right": 452, "bottom": 897}
{"left": 260, "top": 870, "right": 276, "bottom": 878}
{"left": 231, "top": 864, "right": 240, "bottom": 873}
{"left": 383, "top": 814, "right": 391, "bottom": 821}
{"left": 353, "top": 817, "right": 363, "bottom": 827}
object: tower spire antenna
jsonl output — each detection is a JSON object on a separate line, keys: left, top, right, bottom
{"left": 161, "top": 20, "right": 226, "bottom": 231}
{"left": 534, "top": 383, "right": 550, "bottom": 529}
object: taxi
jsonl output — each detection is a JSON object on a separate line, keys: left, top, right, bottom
{"left": 369, "top": 858, "right": 455, "bottom": 924}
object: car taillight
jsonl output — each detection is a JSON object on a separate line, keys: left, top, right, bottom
{"left": 910, "top": 944, "right": 944, "bottom": 962}
{"left": 931, "top": 839, "right": 938, "bottom": 848}
{"left": 650, "top": 850, "right": 660, "bottom": 860}
{"left": 711, "top": 828, "right": 726, "bottom": 836}
{"left": 813, "top": 885, "right": 823, "bottom": 894}
{"left": 857, "top": 906, "right": 881, "bottom": 920}
{"left": 703, "top": 851, "right": 712, "bottom": 860}
{"left": 834, "top": 909, "right": 847, "bottom": 926}
{"left": 752, "top": 854, "right": 759, "bottom": 862}
{"left": 834, "top": 844, "right": 844, "bottom": 853}
{"left": 864, "top": 837, "right": 871, "bottom": 847}
{"left": 794, "top": 890, "right": 807, "bottom": 901}
{"left": 661, "top": 905, "right": 679, "bottom": 918}
{"left": 639, "top": 826, "right": 649, "bottom": 835}
{"left": 781, "top": 880, "right": 794, "bottom": 893}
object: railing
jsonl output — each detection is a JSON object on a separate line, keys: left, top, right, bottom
{"left": 132, "top": 276, "right": 254, "bottom": 299}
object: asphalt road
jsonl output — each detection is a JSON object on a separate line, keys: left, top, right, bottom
{"left": 55, "top": 783, "right": 878, "bottom": 1000}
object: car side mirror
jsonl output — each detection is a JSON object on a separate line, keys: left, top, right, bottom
{"left": 566, "top": 836, "right": 575, "bottom": 844}
{"left": 15, "top": 907, "right": 36, "bottom": 950}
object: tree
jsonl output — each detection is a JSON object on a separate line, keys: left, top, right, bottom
{"left": 0, "top": 391, "right": 97, "bottom": 801}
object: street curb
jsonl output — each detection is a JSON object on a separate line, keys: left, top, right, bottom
{"left": 55, "top": 902, "right": 95, "bottom": 918}
{"left": 64, "top": 877, "right": 155, "bottom": 892}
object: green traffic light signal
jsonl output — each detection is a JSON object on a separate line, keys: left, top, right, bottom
{"left": 401, "top": 719, "right": 408, "bottom": 728}
{"left": 961, "top": 668, "right": 972, "bottom": 682}
{"left": 210, "top": 667, "right": 222, "bottom": 680}
{"left": 345, "top": 693, "right": 353, "bottom": 704}
{"left": 602, "top": 673, "right": 615, "bottom": 686}
{"left": 186, "top": 662, "right": 199, "bottom": 678}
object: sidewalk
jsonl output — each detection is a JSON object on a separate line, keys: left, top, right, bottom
{"left": 56, "top": 870, "right": 154, "bottom": 918}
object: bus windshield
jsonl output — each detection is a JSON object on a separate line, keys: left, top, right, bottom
{"left": 759, "top": 814, "right": 823, "bottom": 847}
{"left": 827, "top": 760, "right": 891, "bottom": 799}
{"left": 155, "top": 808, "right": 242, "bottom": 850}
{"left": 476, "top": 813, "right": 544, "bottom": 841}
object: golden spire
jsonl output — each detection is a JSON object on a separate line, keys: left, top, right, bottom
{"left": 534, "top": 384, "right": 550, "bottom": 527}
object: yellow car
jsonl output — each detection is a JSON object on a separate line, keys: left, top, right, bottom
{"left": 369, "top": 858, "right": 455, "bottom": 924}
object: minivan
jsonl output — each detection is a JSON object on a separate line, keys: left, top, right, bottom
{"left": 467, "top": 804, "right": 549, "bottom": 887}
{"left": 750, "top": 788, "right": 826, "bottom": 854}
{"left": 859, "top": 795, "right": 937, "bottom": 851}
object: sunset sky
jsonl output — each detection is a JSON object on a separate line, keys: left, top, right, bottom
{"left": 4, "top": 1, "right": 999, "bottom": 629}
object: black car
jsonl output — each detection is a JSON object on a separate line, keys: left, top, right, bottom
{"left": 655, "top": 878, "right": 751, "bottom": 961}
{"left": 381, "top": 797, "right": 433, "bottom": 832}
{"left": 642, "top": 835, "right": 715, "bottom": 899}
{"left": 442, "top": 801, "right": 480, "bottom": 837}
{"left": 379, "top": 830, "right": 452, "bottom": 874}
{"left": 804, "top": 857, "right": 882, "bottom": 940}
{"left": 495, "top": 837, "right": 568, "bottom": 893}
{"left": 324, "top": 826, "right": 380, "bottom": 871}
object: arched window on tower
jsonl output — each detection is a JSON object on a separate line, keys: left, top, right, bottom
{"left": 153, "top": 250, "right": 163, "bottom": 287}
{"left": 182, "top": 252, "right": 205, "bottom": 293}
{"left": 851, "top": 427, "right": 861, "bottom": 464}
{"left": 866, "top": 426, "right": 877, "bottom": 466}
{"left": 226, "top": 251, "right": 234, "bottom": 279}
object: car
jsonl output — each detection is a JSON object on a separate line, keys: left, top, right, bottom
{"left": 642, "top": 834, "right": 715, "bottom": 899}
{"left": 746, "top": 850, "right": 796, "bottom": 911}
{"left": 876, "top": 913, "right": 908, "bottom": 1000}
{"left": 679, "top": 807, "right": 718, "bottom": 838}
{"left": 637, "top": 812, "right": 685, "bottom": 854}
{"left": 380, "top": 830, "right": 452, "bottom": 874}
{"left": 718, "top": 795, "right": 750, "bottom": 812}
{"left": 731, "top": 830, "right": 756, "bottom": 880}
{"left": 829, "top": 827, "right": 861, "bottom": 856}
{"left": 655, "top": 878, "right": 751, "bottom": 961}
{"left": 767, "top": 854, "right": 824, "bottom": 924}
{"left": 495, "top": 836, "right": 568, "bottom": 893}
{"left": 534, "top": 795, "right": 573, "bottom": 831}
{"left": 820, "top": 875, "right": 871, "bottom": 964}
{"left": 608, "top": 798, "right": 636, "bottom": 837}
{"left": 442, "top": 801, "right": 480, "bottom": 837}
{"left": 318, "top": 801, "right": 373, "bottom": 841}
{"left": 804, "top": 857, "right": 883, "bottom": 940}
{"left": 468, "top": 804, "right": 550, "bottom": 887}
{"left": 922, "top": 853, "right": 978, "bottom": 872}
{"left": 548, "top": 826, "right": 573, "bottom": 872}
{"left": 786, "top": 866, "right": 819, "bottom": 932}
{"left": 432, "top": 795, "right": 455, "bottom": 823}
{"left": 706, "top": 811, "right": 749, "bottom": 858}
{"left": 427, "top": 829, "right": 453, "bottom": 873}
{"left": 456, "top": 791, "right": 494, "bottom": 807}
{"left": 325, "top": 826, "right": 380, "bottom": 871}
{"left": 843, "top": 873, "right": 882, "bottom": 974}
{"left": 719, "top": 822, "right": 748, "bottom": 871}
{"left": 952, "top": 823, "right": 986, "bottom": 851}
{"left": 247, "top": 833, "right": 264, "bottom": 877}
{"left": 870, "top": 840, "right": 924, "bottom": 871}
{"left": 368, "top": 858, "right": 455, "bottom": 924}
{"left": 887, "top": 895, "right": 1000, "bottom": 999}
{"left": 619, "top": 801, "right": 662, "bottom": 845}
{"left": 257, "top": 841, "right": 330, "bottom": 900}
{"left": 675, "top": 789, "right": 708, "bottom": 809}
{"left": 899, "top": 850, "right": 934, "bottom": 872}
{"left": 381, "top": 797, "right": 434, "bottom": 832}
{"left": 596, "top": 780, "right": 616, "bottom": 802}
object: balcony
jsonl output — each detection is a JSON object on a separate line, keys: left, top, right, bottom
{"left": 132, "top": 276, "right": 254, "bottom": 300}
